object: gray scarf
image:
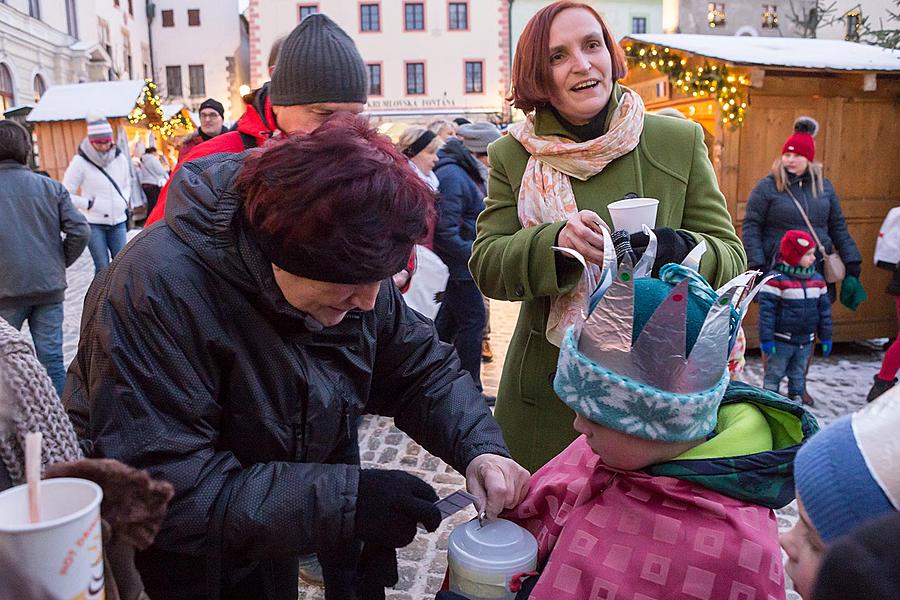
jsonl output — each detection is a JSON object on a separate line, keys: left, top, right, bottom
{"left": 79, "top": 138, "right": 119, "bottom": 167}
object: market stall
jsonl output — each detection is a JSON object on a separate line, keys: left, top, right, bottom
{"left": 619, "top": 34, "right": 900, "bottom": 343}
{"left": 26, "top": 79, "right": 193, "bottom": 181}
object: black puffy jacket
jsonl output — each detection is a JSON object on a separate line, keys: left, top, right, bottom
{"left": 63, "top": 152, "right": 509, "bottom": 599}
{"left": 742, "top": 172, "right": 862, "bottom": 274}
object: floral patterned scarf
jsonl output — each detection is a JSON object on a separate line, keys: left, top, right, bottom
{"left": 507, "top": 88, "right": 646, "bottom": 346}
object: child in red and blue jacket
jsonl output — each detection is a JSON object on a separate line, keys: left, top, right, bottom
{"left": 759, "top": 230, "right": 833, "bottom": 403}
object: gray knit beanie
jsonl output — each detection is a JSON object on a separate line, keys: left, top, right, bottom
{"left": 457, "top": 122, "right": 502, "bottom": 154}
{"left": 270, "top": 14, "right": 368, "bottom": 106}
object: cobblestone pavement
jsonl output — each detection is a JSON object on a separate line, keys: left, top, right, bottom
{"left": 55, "top": 248, "right": 884, "bottom": 599}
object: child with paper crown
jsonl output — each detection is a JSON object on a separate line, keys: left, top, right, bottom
{"left": 780, "top": 387, "right": 900, "bottom": 600}
{"left": 759, "top": 230, "right": 833, "bottom": 405}
{"left": 502, "top": 229, "right": 818, "bottom": 600}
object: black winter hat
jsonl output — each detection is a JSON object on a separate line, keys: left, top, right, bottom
{"left": 199, "top": 98, "right": 225, "bottom": 118}
{"left": 270, "top": 14, "right": 368, "bottom": 106}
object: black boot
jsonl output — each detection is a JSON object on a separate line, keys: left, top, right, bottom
{"left": 866, "top": 375, "right": 897, "bottom": 403}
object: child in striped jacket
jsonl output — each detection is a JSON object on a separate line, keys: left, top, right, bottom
{"left": 759, "top": 230, "right": 833, "bottom": 404}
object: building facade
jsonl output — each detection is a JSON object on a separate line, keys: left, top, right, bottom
{"left": 150, "top": 0, "right": 245, "bottom": 120}
{"left": 663, "top": 0, "right": 822, "bottom": 37}
{"left": 247, "top": 0, "right": 509, "bottom": 123}
{"left": 511, "top": 0, "right": 665, "bottom": 53}
{"left": 0, "top": 0, "right": 150, "bottom": 113}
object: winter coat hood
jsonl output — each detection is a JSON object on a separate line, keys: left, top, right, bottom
{"left": 647, "top": 381, "right": 820, "bottom": 509}
{"left": 236, "top": 82, "right": 278, "bottom": 141}
{"left": 436, "top": 138, "right": 482, "bottom": 186}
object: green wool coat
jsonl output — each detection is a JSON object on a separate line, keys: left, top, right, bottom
{"left": 470, "top": 86, "right": 746, "bottom": 473}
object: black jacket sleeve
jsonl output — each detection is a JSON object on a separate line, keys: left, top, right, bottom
{"left": 824, "top": 180, "right": 862, "bottom": 265}
{"left": 57, "top": 184, "right": 90, "bottom": 267}
{"left": 368, "top": 283, "right": 510, "bottom": 473}
{"left": 64, "top": 265, "right": 357, "bottom": 561}
{"left": 742, "top": 179, "right": 771, "bottom": 271}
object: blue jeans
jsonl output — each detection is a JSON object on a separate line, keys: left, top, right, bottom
{"left": 87, "top": 222, "right": 127, "bottom": 273}
{"left": 764, "top": 340, "right": 812, "bottom": 398}
{"left": 0, "top": 303, "right": 65, "bottom": 397}
{"left": 436, "top": 279, "right": 486, "bottom": 390}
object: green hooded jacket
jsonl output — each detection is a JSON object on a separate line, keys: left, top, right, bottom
{"left": 470, "top": 85, "right": 747, "bottom": 472}
{"left": 649, "top": 381, "right": 820, "bottom": 509}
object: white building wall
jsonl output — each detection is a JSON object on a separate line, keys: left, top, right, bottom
{"left": 817, "top": 0, "right": 897, "bottom": 40}
{"left": 76, "top": 0, "right": 151, "bottom": 81}
{"left": 250, "top": 0, "right": 507, "bottom": 121}
{"left": 511, "top": 0, "right": 664, "bottom": 54}
{"left": 151, "top": 0, "right": 242, "bottom": 120}
{"left": 0, "top": 2, "right": 81, "bottom": 109}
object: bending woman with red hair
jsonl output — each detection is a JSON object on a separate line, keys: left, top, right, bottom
{"left": 63, "top": 115, "right": 528, "bottom": 599}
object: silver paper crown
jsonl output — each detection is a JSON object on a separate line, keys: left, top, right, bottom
{"left": 570, "top": 226, "right": 771, "bottom": 395}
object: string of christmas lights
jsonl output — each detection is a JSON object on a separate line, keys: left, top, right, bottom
{"left": 127, "top": 79, "right": 195, "bottom": 138}
{"left": 623, "top": 43, "right": 750, "bottom": 127}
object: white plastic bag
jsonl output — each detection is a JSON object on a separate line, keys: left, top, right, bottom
{"left": 875, "top": 207, "right": 900, "bottom": 266}
{"left": 403, "top": 245, "right": 449, "bottom": 320}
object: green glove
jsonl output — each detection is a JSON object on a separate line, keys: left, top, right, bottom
{"left": 840, "top": 275, "right": 867, "bottom": 311}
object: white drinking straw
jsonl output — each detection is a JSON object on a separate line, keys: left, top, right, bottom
{"left": 25, "top": 431, "right": 42, "bottom": 523}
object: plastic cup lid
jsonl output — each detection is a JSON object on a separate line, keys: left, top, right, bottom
{"left": 448, "top": 518, "right": 538, "bottom": 574}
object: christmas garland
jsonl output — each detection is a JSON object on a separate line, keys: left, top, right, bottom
{"left": 128, "top": 79, "right": 195, "bottom": 138}
{"left": 623, "top": 43, "right": 749, "bottom": 127}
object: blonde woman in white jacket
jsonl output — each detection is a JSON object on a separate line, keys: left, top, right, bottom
{"left": 63, "top": 117, "right": 132, "bottom": 273}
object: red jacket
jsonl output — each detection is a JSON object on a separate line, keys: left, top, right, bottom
{"left": 145, "top": 84, "right": 278, "bottom": 225}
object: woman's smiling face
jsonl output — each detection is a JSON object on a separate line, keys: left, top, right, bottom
{"left": 548, "top": 7, "right": 614, "bottom": 125}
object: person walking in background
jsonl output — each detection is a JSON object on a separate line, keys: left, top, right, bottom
{"left": 0, "top": 120, "right": 89, "bottom": 396}
{"left": 397, "top": 126, "right": 443, "bottom": 193}
{"left": 62, "top": 116, "right": 131, "bottom": 274}
{"left": 868, "top": 206, "right": 900, "bottom": 402}
{"left": 742, "top": 116, "right": 864, "bottom": 309}
{"left": 139, "top": 146, "right": 169, "bottom": 217}
{"left": 178, "top": 98, "right": 228, "bottom": 160}
{"left": 427, "top": 119, "right": 458, "bottom": 141}
{"left": 145, "top": 15, "right": 367, "bottom": 226}
{"left": 759, "top": 230, "right": 832, "bottom": 405}
{"left": 470, "top": 1, "right": 745, "bottom": 472}
{"left": 434, "top": 134, "right": 494, "bottom": 406}
{"left": 457, "top": 122, "right": 503, "bottom": 364}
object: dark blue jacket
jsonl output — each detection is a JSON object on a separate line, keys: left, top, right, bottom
{"left": 758, "top": 264, "right": 833, "bottom": 345}
{"left": 433, "top": 140, "right": 486, "bottom": 280}
{"left": 742, "top": 173, "right": 862, "bottom": 274}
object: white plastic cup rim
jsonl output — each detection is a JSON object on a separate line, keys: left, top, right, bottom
{"left": 607, "top": 197, "right": 659, "bottom": 211}
{"left": 0, "top": 478, "right": 103, "bottom": 534}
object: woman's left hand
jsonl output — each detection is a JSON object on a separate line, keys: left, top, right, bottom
{"left": 465, "top": 454, "right": 530, "bottom": 520}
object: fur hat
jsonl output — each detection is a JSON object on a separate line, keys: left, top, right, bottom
{"left": 782, "top": 116, "right": 818, "bottom": 162}
{"left": 780, "top": 229, "right": 816, "bottom": 266}
{"left": 794, "top": 387, "right": 900, "bottom": 543}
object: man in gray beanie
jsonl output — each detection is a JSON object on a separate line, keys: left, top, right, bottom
{"left": 146, "top": 13, "right": 369, "bottom": 224}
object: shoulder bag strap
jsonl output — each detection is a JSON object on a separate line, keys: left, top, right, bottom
{"left": 78, "top": 148, "right": 130, "bottom": 208}
{"left": 783, "top": 185, "right": 826, "bottom": 253}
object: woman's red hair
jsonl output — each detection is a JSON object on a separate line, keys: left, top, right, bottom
{"left": 509, "top": 1, "right": 627, "bottom": 114}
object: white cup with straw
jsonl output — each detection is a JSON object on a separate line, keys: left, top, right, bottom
{"left": 607, "top": 197, "right": 659, "bottom": 234}
{"left": 0, "top": 432, "right": 105, "bottom": 599}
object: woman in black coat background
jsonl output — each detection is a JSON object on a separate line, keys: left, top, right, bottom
{"left": 742, "top": 117, "right": 863, "bottom": 307}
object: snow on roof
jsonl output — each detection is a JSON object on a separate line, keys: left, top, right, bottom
{"left": 161, "top": 103, "right": 188, "bottom": 121}
{"left": 27, "top": 80, "right": 146, "bottom": 122}
{"left": 621, "top": 34, "right": 900, "bottom": 72}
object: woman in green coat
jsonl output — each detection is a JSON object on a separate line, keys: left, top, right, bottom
{"left": 470, "top": 1, "right": 746, "bottom": 473}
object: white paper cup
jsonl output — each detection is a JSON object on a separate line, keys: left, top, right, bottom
{"left": 607, "top": 197, "right": 659, "bottom": 234}
{"left": 0, "top": 478, "right": 104, "bottom": 599}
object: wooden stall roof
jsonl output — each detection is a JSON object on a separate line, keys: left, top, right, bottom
{"left": 27, "top": 80, "right": 145, "bottom": 123}
{"left": 621, "top": 34, "right": 900, "bottom": 73}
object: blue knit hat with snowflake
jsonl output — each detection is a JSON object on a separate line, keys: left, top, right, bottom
{"left": 553, "top": 227, "right": 769, "bottom": 442}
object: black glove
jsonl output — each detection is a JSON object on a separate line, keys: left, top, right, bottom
{"left": 355, "top": 469, "right": 442, "bottom": 548}
{"left": 357, "top": 543, "right": 398, "bottom": 600}
{"left": 629, "top": 227, "right": 697, "bottom": 276}
{"left": 320, "top": 544, "right": 361, "bottom": 600}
